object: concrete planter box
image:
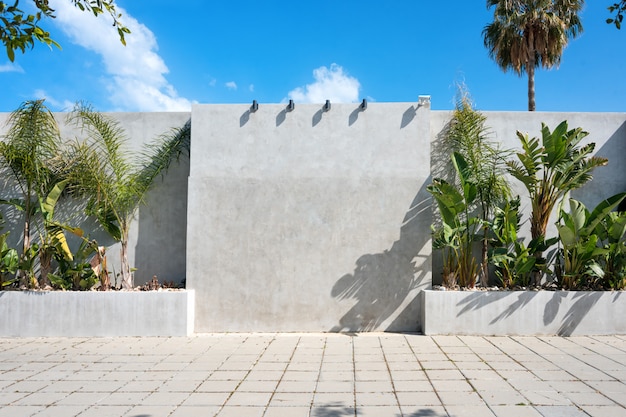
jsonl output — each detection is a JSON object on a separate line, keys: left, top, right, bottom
{"left": 0, "top": 290, "right": 194, "bottom": 337}
{"left": 419, "top": 289, "right": 626, "bottom": 336}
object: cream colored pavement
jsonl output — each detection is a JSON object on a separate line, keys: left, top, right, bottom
{"left": 1, "top": 333, "right": 625, "bottom": 417}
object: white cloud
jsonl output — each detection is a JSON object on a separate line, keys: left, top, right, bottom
{"left": 249, "top": 84, "right": 254, "bottom": 92}
{"left": 225, "top": 81, "right": 237, "bottom": 90}
{"left": 208, "top": 77, "right": 217, "bottom": 87}
{"left": 0, "top": 62, "right": 24, "bottom": 73}
{"left": 49, "top": 0, "right": 192, "bottom": 111}
{"left": 33, "top": 89, "right": 74, "bottom": 111}
{"left": 288, "top": 64, "right": 360, "bottom": 103}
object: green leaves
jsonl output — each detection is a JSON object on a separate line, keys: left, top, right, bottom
{"left": 608, "top": 1, "right": 626, "bottom": 29}
{"left": 557, "top": 194, "right": 626, "bottom": 288}
{"left": 510, "top": 120, "right": 608, "bottom": 242}
{"left": 1, "top": 0, "right": 129, "bottom": 62}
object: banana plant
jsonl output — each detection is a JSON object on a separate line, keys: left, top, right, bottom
{"left": 587, "top": 195, "right": 626, "bottom": 289}
{"left": 556, "top": 193, "right": 626, "bottom": 289}
{"left": 428, "top": 152, "right": 480, "bottom": 288}
{"left": 508, "top": 120, "right": 608, "bottom": 286}
{"left": 37, "top": 180, "right": 84, "bottom": 287}
{"left": 49, "top": 239, "right": 99, "bottom": 291}
{"left": 490, "top": 197, "right": 559, "bottom": 288}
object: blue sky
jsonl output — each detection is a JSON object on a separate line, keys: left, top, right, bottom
{"left": 0, "top": 1, "right": 624, "bottom": 112}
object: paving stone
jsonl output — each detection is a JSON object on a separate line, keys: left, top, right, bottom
{"left": 311, "top": 405, "right": 355, "bottom": 417}
{"left": 182, "top": 392, "right": 231, "bottom": 406}
{"left": 270, "top": 392, "right": 314, "bottom": 407}
{"left": 215, "top": 405, "right": 265, "bottom": 416}
{"left": 224, "top": 391, "right": 272, "bottom": 406}
{"left": 34, "top": 405, "right": 89, "bottom": 416}
{"left": 78, "top": 405, "right": 133, "bottom": 416}
{"left": 447, "top": 404, "right": 498, "bottom": 417}
{"left": 355, "top": 392, "right": 398, "bottom": 406}
{"left": 392, "top": 380, "right": 433, "bottom": 392}
{"left": 169, "top": 405, "right": 221, "bottom": 416}
{"left": 54, "top": 391, "right": 109, "bottom": 406}
{"left": 264, "top": 406, "right": 311, "bottom": 416}
{"left": 315, "top": 381, "right": 354, "bottom": 393}
{"left": 0, "top": 405, "right": 45, "bottom": 417}
{"left": 355, "top": 380, "right": 394, "bottom": 393}
{"left": 313, "top": 392, "right": 353, "bottom": 406}
{"left": 424, "top": 369, "right": 466, "bottom": 380}
{"left": 579, "top": 405, "right": 626, "bottom": 417}
{"left": 534, "top": 405, "right": 589, "bottom": 416}
{"left": 490, "top": 405, "right": 543, "bottom": 417}
{"left": 275, "top": 380, "right": 317, "bottom": 393}
{"left": 396, "top": 391, "right": 440, "bottom": 406}
{"left": 122, "top": 405, "right": 177, "bottom": 416}
{"left": 399, "top": 405, "right": 448, "bottom": 416}
{"left": 561, "top": 391, "right": 617, "bottom": 406}
{"left": 430, "top": 379, "right": 474, "bottom": 392}
{"left": 437, "top": 390, "right": 486, "bottom": 406}
{"left": 12, "top": 391, "right": 69, "bottom": 406}
{"left": 141, "top": 391, "right": 190, "bottom": 406}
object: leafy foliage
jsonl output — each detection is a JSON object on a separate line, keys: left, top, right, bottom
{"left": 1, "top": 0, "right": 129, "bottom": 62}
{"left": 0, "top": 99, "right": 62, "bottom": 287}
{"left": 556, "top": 194, "right": 626, "bottom": 289}
{"left": 65, "top": 103, "right": 190, "bottom": 289}
{"left": 607, "top": 1, "right": 626, "bottom": 29}
{"left": 428, "top": 153, "right": 481, "bottom": 288}
{"left": 507, "top": 120, "right": 607, "bottom": 285}
{"left": 443, "top": 91, "right": 511, "bottom": 286}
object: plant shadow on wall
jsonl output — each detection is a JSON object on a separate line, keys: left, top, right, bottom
{"left": 330, "top": 180, "right": 432, "bottom": 332}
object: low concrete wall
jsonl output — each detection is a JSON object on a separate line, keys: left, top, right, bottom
{"left": 420, "top": 290, "right": 626, "bottom": 336}
{"left": 0, "top": 290, "right": 195, "bottom": 337}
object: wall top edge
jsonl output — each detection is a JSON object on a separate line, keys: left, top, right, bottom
{"left": 191, "top": 102, "right": 427, "bottom": 109}
{"left": 432, "top": 110, "right": 626, "bottom": 116}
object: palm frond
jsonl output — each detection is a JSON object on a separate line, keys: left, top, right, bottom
{"left": 134, "top": 119, "right": 191, "bottom": 200}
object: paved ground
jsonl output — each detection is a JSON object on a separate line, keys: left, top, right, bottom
{"left": 1, "top": 334, "right": 625, "bottom": 417}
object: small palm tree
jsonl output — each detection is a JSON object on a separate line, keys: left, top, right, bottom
{"left": 507, "top": 120, "right": 608, "bottom": 285}
{"left": 483, "top": 0, "right": 584, "bottom": 111}
{"left": 65, "top": 103, "right": 190, "bottom": 289}
{"left": 0, "top": 100, "right": 62, "bottom": 287}
{"left": 443, "top": 91, "right": 511, "bottom": 287}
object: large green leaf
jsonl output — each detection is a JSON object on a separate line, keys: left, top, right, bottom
{"left": 40, "top": 180, "right": 68, "bottom": 221}
{"left": 586, "top": 193, "right": 626, "bottom": 235}
{"left": 452, "top": 152, "right": 477, "bottom": 204}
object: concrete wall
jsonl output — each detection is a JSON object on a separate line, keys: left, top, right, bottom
{"left": 420, "top": 290, "right": 626, "bottom": 336}
{"left": 2, "top": 104, "right": 625, "bottom": 333}
{"left": 187, "top": 102, "right": 433, "bottom": 332}
{"left": 0, "top": 290, "right": 195, "bottom": 336}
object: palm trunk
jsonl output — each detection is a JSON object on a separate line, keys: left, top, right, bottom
{"left": 120, "top": 225, "right": 133, "bottom": 289}
{"left": 480, "top": 232, "right": 489, "bottom": 287}
{"left": 528, "top": 65, "right": 536, "bottom": 112}
{"left": 527, "top": 34, "right": 536, "bottom": 112}
{"left": 19, "top": 190, "right": 32, "bottom": 288}
{"left": 120, "top": 240, "right": 132, "bottom": 289}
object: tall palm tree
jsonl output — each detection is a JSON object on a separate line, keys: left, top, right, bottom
{"left": 0, "top": 100, "right": 61, "bottom": 287}
{"left": 483, "top": 0, "right": 584, "bottom": 111}
{"left": 65, "top": 103, "right": 190, "bottom": 289}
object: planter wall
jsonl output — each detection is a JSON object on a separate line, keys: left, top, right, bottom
{"left": 419, "top": 289, "right": 626, "bottom": 336}
{"left": 0, "top": 290, "right": 195, "bottom": 337}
